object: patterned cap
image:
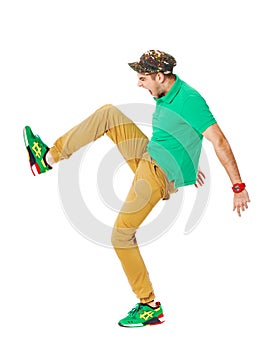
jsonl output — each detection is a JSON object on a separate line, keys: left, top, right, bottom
{"left": 128, "top": 50, "right": 177, "bottom": 75}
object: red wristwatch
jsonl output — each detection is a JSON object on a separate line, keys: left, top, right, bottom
{"left": 232, "top": 183, "right": 246, "bottom": 193}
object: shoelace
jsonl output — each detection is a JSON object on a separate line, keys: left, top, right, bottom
{"left": 128, "top": 303, "right": 143, "bottom": 316}
{"left": 35, "top": 135, "right": 43, "bottom": 144}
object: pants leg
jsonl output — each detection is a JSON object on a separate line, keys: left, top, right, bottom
{"left": 49, "top": 104, "right": 167, "bottom": 303}
{"left": 112, "top": 155, "right": 166, "bottom": 303}
{"left": 49, "top": 104, "right": 148, "bottom": 173}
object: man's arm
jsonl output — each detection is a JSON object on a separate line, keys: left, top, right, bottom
{"left": 202, "top": 123, "right": 250, "bottom": 217}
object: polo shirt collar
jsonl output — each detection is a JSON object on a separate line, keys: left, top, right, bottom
{"left": 154, "top": 74, "right": 182, "bottom": 104}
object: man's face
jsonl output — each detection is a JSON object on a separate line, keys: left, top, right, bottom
{"left": 137, "top": 73, "right": 164, "bottom": 98}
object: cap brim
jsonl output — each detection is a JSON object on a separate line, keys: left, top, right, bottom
{"left": 128, "top": 62, "right": 153, "bottom": 74}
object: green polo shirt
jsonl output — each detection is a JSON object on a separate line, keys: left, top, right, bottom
{"left": 147, "top": 75, "right": 216, "bottom": 188}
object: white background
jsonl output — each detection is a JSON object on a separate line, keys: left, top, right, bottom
{"left": 1, "top": 0, "right": 269, "bottom": 349}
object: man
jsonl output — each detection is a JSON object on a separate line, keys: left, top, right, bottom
{"left": 23, "top": 49, "right": 250, "bottom": 327}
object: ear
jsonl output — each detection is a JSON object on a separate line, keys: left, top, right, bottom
{"left": 156, "top": 72, "right": 165, "bottom": 83}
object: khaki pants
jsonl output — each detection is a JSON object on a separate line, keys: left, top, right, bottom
{"left": 50, "top": 104, "right": 168, "bottom": 303}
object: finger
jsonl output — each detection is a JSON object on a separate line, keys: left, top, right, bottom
{"left": 241, "top": 200, "right": 249, "bottom": 211}
{"left": 197, "top": 170, "right": 205, "bottom": 178}
{"left": 195, "top": 179, "right": 202, "bottom": 187}
{"left": 237, "top": 206, "right": 241, "bottom": 217}
{"left": 198, "top": 175, "right": 205, "bottom": 186}
{"left": 200, "top": 172, "right": 206, "bottom": 179}
{"left": 199, "top": 176, "right": 205, "bottom": 184}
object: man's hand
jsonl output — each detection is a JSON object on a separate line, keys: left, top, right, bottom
{"left": 233, "top": 189, "right": 251, "bottom": 217}
{"left": 203, "top": 124, "right": 251, "bottom": 217}
{"left": 195, "top": 168, "right": 206, "bottom": 188}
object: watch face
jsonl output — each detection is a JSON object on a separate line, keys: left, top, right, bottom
{"left": 232, "top": 183, "right": 245, "bottom": 193}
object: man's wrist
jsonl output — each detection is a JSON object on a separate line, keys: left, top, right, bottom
{"left": 232, "top": 183, "right": 246, "bottom": 193}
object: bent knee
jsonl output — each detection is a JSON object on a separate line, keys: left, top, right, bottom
{"left": 111, "top": 226, "right": 137, "bottom": 249}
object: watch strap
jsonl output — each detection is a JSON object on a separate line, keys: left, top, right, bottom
{"left": 232, "top": 183, "right": 246, "bottom": 193}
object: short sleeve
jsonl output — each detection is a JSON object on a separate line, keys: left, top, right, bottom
{"left": 181, "top": 94, "right": 217, "bottom": 134}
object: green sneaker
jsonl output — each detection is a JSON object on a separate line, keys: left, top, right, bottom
{"left": 23, "top": 126, "right": 52, "bottom": 176}
{"left": 118, "top": 302, "right": 165, "bottom": 328}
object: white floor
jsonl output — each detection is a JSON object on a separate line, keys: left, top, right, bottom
{"left": 1, "top": 1, "right": 269, "bottom": 349}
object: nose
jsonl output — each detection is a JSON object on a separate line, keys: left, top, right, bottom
{"left": 137, "top": 80, "right": 143, "bottom": 87}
